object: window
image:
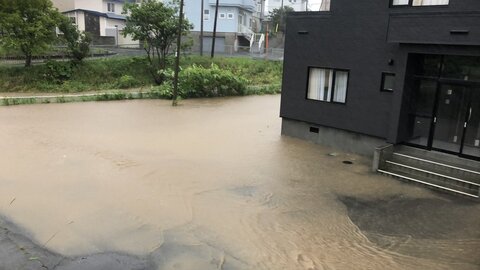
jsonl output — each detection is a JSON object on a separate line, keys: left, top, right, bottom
{"left": 204, "top": 9, "right": 210, "bottom": 20}
{"left": 227, "top": 13, "right": 234, "bottom": 19}
{"left": 107, "top": 2, "right": 115, "bottom": 12}
{"left": 412, "top": 0, "right": 449, "bottom": 5}
{"left": 307, "top": 68, "right": 349, "bottom": 103}
{"left": 69, "top": 17, "right": 76, "bottom": 24}
{"left": 219, "top": 13, "right": 226, "bottom": 19}
{"left": 319, "top": 0, "right": 331, "bottom": 11}
{"left": 391, "top": 0, "right": 449, "bottom": 6}
{"left": 381, "top": 73, "right": 395, "bottom": 92}
{"left": 392, "top": 0, "right": 408, "bottom": 5}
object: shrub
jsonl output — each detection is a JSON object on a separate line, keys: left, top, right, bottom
{"left": 58, "top": 17, "right": 92, "bottom": 63}
{"left": 179, "top": 64, "right": 248, "bottom": 98}
{"left": 44, "top": 60, "right": 73, "bottom": 84}
{"left": 117, "top": 75, "right": 139, "bottom": 89}
{"left": 149, "top": 83, "right": 173, "bottom": 99}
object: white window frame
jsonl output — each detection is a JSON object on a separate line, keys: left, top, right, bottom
{"left": 391, "top": 0, "right": 449, "bottom": 6}
{"left": 306, "top": 67, "right": 349, "bottom": 104}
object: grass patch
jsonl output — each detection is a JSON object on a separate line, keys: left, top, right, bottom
{"left": 0, "top": 56, "right": 282, "bottom": 95}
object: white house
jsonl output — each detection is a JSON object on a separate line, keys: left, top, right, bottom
{"left": 264, "top": 0, "right": 330, "bottom": 14}
{"left": 52, "top": 0, "right": 138, "bottom": 46}
{"left": 265, "top": 0, "right": 307, "bottom": 14}
{"left": 183, "top": 0, "right": 265, "bottom": 53}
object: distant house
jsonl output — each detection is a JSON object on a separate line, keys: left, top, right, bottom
{"left": 183, "top": 0, "right": 265, "bottom": 53}
{"left": 265, "top": 0, "right": 307, "bottom": 14}
{"left": 51, "top": 0, "right": 139, "bottom": 46}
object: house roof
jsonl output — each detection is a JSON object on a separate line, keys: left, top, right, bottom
{"left": 62, "top": 9, "right": 127, "bottom": 21}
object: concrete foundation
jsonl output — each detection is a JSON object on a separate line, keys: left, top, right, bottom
{"left": 281, "top": 118, "right": 387, "bottom": 157}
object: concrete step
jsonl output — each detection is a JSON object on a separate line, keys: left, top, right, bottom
{"left": 391, "top": 152, "right": 480, "bottom": 184}
{"left": 384, "top": 161, "right": 479, "bottom": 194}
{"left": 378, "top": 168, "right": 480, "bottom": 199}
{"left": 395, "top": 145, "right": 480, "bottom": 171}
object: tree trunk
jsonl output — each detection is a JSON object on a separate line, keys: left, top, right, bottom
{"left": 25, "top": 53, "right": 32, "bottom": 67}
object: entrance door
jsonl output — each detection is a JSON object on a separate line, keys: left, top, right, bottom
{"left": 432, "top": 84, "right": 480, "bottom": 158}
{"left": 462, "top": 89, "right": 480, "bottom": 158}
{"left": 431, "top": 84, "right": 469, "bottom": 154}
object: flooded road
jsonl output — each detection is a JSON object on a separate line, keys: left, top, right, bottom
{"left": 0, "top": 95, "right": 479, "bottom": 270}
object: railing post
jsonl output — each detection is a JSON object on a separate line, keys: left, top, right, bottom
{"left": 372, "top": 144, "right": 394, "bottom": 172}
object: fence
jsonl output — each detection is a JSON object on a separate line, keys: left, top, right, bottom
{"left": 0, "top": 46, "right": 117, "bottom": 66}
{"left": 187, "top": 45, "right": 284, "bottom": 61}
{"left": 0, "top": 44, "right": 284, "bottom": 66}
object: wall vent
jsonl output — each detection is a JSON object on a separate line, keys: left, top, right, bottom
{"left": 309, "top": 127, "right": 319, "bottom": 133}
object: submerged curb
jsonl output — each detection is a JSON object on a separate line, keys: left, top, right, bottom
{"left": 0, "top": 84, "right": 281, "bottom": 106}
{"left": 0, "top": 91, "right": 152, "bottom": 106}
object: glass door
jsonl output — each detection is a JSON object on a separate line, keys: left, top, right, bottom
{"left": 431, "top": 84, "right": 469, "bottom": 154}
{"left": 462, "top": 89, "right": 480, "bottom": 159}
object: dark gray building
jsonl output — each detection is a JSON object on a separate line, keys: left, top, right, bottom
{"left": 281, "top": 0, "right": 480, "bottom": 159}
{"left": 280, "top": 0, "right": 480, "bottom": 197}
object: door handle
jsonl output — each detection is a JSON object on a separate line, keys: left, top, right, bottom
{"left": 468, "top": 107, "right": 472, "bottom": 122}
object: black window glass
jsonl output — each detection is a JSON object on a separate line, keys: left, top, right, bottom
{"left": 442, "top": 55, "right": 480, "bottom": 82}
{"left": 381, "top": 73, "right": 395, "bottom": 92}
{"left": 416, "top": 54, "right": 442, "bottom": 77}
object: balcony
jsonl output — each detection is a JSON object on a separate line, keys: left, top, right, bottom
{"left": 208, "top": 0, "right": 255, "bottom": 12}
{"left": 387, "top": 11, "right": 480, "bottom": 46}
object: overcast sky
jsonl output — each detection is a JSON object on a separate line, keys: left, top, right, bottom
{"left": 265, "top": 0, "right": 325, "bottom": 12}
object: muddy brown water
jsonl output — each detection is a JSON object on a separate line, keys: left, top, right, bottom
{"left": 0, "top": 95, "right": 479, "bottom": 270}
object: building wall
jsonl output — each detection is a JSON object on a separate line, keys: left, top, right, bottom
{"left": 63, "top": 10, "right": 86, "bottom": 32}
{"left": 102, "top": 0, "right": 126, "bottom": 15}
{"left": 73, "top": 0, "right": 104, "bottom": 12}
{"left": 280, "top": 0, "right": 480, "bottom": 147}
{"left": 185, "top": 0, "right": 242, "bottom": 33}
{"left": 118, "top": 31, "right": 138, "bottom": 46}
{"left": 51, "top": 0, "right": 75, "bottom": 12}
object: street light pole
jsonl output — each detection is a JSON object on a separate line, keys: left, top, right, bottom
{"left": 172, "top": 0, "right": 185, "bottom": 106}
{"left": 200, "top": 0, "right": 204, "bottom": 56}
{"left": 211, "top": 0, "right": 219, "bottom": 58}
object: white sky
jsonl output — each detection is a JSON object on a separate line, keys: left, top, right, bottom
{"left": 265, "top": 0, "right": 325, "bottom": 11}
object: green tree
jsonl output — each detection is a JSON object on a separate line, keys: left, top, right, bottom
{"left": 0, "top": 0, "right": 62, "bottom": 67}
{"left": 58, "top": 17, "right": 92, "bottom": 64}
{"left": 123, "top": 0, "right": 192, "bottom": 84}
{"left": 268, "top": 6, "right": 294, "bottom": 34}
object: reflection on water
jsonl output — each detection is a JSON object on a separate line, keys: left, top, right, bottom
{"left": 0, "top": 96, "right": 479, "bottom": 270}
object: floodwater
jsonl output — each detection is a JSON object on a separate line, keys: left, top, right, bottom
{"left": 0, "top": 95, "right": 479, "bottom": 270}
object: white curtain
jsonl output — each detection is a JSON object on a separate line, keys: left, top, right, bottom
{"left": 308, "top": 68, "right": 324, "bottom": 100}
{"left": 392, "top": 0, "right": 409, "bottom": 5}
{"left": 308, "top": 68, "right": 332, "bottom": 101}
{"left": 413, "top": 0, "right": 449, "bottom": 6}
{"left": 333, "top": 71, "right": 348, "bottom": 103}
{"left": 319, "top": 0, "right": 331, "bottom": 11}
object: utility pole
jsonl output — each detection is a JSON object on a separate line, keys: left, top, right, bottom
{"left": 211, "top": 0, "right": 220, "bottom": 58}
{"left": 279, "top": 0, "right": 284, "bottom": 32}
{"left": 200, "top": 0, "right": 204, "bottom": 56}
{"left": 172, "top": 0, "right": 185, "bottom": 106}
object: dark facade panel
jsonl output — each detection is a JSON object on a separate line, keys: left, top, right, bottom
{"left": 281, "top": 0, "right": 480, "bottom": 145}
{"left": 387, "top": 12, "right": 480, "bottom": 45}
